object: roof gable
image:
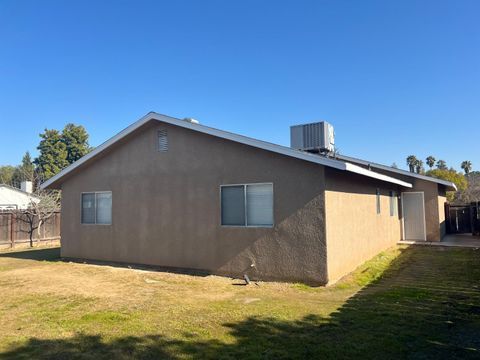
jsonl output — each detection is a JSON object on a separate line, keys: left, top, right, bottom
{"left": 41, "top": 112, "right": 412, "bottom": 189}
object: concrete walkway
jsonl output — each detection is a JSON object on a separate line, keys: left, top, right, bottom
{"left": 399, "top": 233, "right": 480, "bottom": 248}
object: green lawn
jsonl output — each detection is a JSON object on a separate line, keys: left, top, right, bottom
{"left": 0, "top": 245, "right": 479, "bottom": 359}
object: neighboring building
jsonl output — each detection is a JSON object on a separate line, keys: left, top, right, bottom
{"left": 41, "top": 112, "right": 456, "bottom": 285}
{"left": 0, "top": 181, "right": 39, "bottom": 210}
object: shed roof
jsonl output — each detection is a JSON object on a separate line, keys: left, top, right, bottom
{"left": 41, "top": 112, "right": 413, "bottom": 190}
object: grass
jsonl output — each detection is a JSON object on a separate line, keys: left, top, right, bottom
{"left": 0, "top": 245, "right": 479, "bottom": 359}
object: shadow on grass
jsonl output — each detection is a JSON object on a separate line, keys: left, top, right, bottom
{"left": 2, "top": 246, "right": 480, "bottom": 359}
{"left": 0, "top": 247, "right": 60, "bottom": 261}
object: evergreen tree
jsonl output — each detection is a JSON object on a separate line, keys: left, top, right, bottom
{"left": 34, "top": 124, "right": 91, "bottom": 180}
{"left": 62, "top": 123, "right": 91, "bottom": 164}
{"left": 11, "top": 152, "right": 35, "bottom": 187}
{"left": 35, "top": 129, "right": 69, "bottom": 180}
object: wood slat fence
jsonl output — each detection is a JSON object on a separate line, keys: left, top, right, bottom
{"left": 0, "top": 210, "right": 61, "bottom": 249}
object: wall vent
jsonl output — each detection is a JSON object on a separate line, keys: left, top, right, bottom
{"left": 158, "top": 129, "right": 168, "bottom": 152}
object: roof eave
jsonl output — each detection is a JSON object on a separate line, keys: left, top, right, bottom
{"left": 345, "top": 163, "right": 412, "bottom": 188}
{"left": 337, "top": 154, "right": 457, "bottom": 191}
{"left": 40, "top": 112, "right": 413, "bottom": 190}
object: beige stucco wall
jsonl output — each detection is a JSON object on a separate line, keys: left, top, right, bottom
{"left": 60, "top": 120, "right": 328, "bottom": 285}
{"left": 438, "top": 188, "right": 447, "bottom": 239}
{"left": 324, "top": 168, "right": 402, "bottom": 284}
{"left": 340, "top": 164, "right": 444, "bottom": 242}
{"left": 404, "top": 179, "right": 441, "bottom": 241}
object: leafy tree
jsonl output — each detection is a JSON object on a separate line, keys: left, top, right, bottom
{"left": 34, "top": 129, "right": 69, "bottom": 180}
{"left": 436, "top": 159, "right": 447, "bottom": 170}
{"left": 0, "top": 165, "right": 15, "bottom": 185}
{"left": 406, "top": 155, "right": 417, "bottom": 173}
{"left": 34, "top": 124, "right": 91, "bottom": 180}
{"left": 461, "top": 160, "right": 472, "bottom": 175}
{"left": 62, "top": 123, "right": 91, "bottom": 164}
{"left": 426, "top": 168, "right": 467, "bottom": 202}
{"left": 426, "top": 156, "right": 436, "bottom": 169}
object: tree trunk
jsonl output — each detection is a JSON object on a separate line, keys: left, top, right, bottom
{"left": 37, "top": 219, "right": 43, "bottom": 246}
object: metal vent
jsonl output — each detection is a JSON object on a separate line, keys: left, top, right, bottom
{"left": 158, "top": 129, "right": 168, "bottom": 152}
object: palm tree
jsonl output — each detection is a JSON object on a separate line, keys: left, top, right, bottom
{"left": 461, "top": 160, "right": 472, "bottom": 175}
{"left": 415, "top": 160, "right": 424, "bottom": 174}
{"left": 426, "top": 156, "right": 436, "bottom": 169}
{"left": 406, "top": 155, "right": 417, "bottom": 173}
{"left": 436, "top": 160, "right": 447, "bottom": 170}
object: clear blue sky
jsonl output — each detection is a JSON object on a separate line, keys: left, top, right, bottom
{"left": 1, "top": 0, "right": 479, "bottom": 171}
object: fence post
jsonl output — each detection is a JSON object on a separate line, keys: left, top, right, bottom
{"left": 10, "top": 212, "right": 15, "bottom": 248}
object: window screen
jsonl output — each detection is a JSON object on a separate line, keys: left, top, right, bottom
{"left": 246, "top": 184, "right": 273, "bottom": 226}
{"left": 389, "top": 191, "right": 398, "bottom": 217}
{"left": 221, "top": 186, "right": 245, "bottom": 225}
{"left": 221, "top": 183, "right": 273, "bottom": 227}
{"left": 81, "top": 193, "right": 95, "bottom": 224}
{"left": 81, "top": 192, "right": 112, "bottom": 224}
{"left": 376, "top": 188, "right": 381, "bottom": 214}
{"left": 96, "top": 192, "right": 112, "bottom": 224}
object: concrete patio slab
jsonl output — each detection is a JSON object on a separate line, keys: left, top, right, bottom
{"left": 399, "top": 234, "right": 480, "bottom": 248}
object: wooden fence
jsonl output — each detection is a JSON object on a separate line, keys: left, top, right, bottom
{"left": 0, "top": 211, "right": 61, "bottom": 249}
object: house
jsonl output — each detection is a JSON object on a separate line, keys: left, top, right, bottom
{"left": 0, "top": 181, "right": 39, "bottom": 210}
{"left": 41, "top": 112, "right": 456, "bottom": 285}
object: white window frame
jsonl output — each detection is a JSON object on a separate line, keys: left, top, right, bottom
{"left": 81, "top": 191, "right": 112, "bottom": 225}
{"left": 220, "top": 182, "right": 274, "bottom": 228}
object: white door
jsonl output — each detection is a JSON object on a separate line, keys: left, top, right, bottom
{"left": 401, "top": 192, "right": 427, "bottom": 241}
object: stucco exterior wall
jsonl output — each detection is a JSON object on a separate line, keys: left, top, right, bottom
{"left": 60, "top": 120, "right": 328, "bottom": 285}
{"left": 339, "top": 164, "right": 444, "bottom": 242}
{"left": 404, "top": 179, "right": 441, "bottom": 241}
{"left": 438, "top": 188, "right": 447, "bottom": 239}
{"left": 324, "top": 168, "right": 402, "bottom": 284}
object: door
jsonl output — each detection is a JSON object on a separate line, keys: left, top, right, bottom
{"left": 402, "top": 192, "right": 426, "bottom": 241}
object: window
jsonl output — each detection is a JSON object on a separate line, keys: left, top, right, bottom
{"left": 389, "top": 191, "right": 398, "bottom": 217}
{"left": 376, "top": 188, "right": 381, "bottom": 214}
{"left": 81, "top": 192, "right": 112, "bottom": 225}
{"left": 158, "top": 129, "right": 168, "bottom": 152}
{"left": 221, "top": 183, "right": 273, "bottom": 227}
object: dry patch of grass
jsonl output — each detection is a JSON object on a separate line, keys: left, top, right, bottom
{"left": 0, "top": 245, "right": 479, "bottom": 359}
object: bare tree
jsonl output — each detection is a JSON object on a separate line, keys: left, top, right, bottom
{"left": 14, "top": 168, "right": 61, "bottom": 247}
{"left": 17, "top": 189, "right": 61, "bottom": 247}
{"left": 457, "top": 172, "right": 480, "bottom": 204}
